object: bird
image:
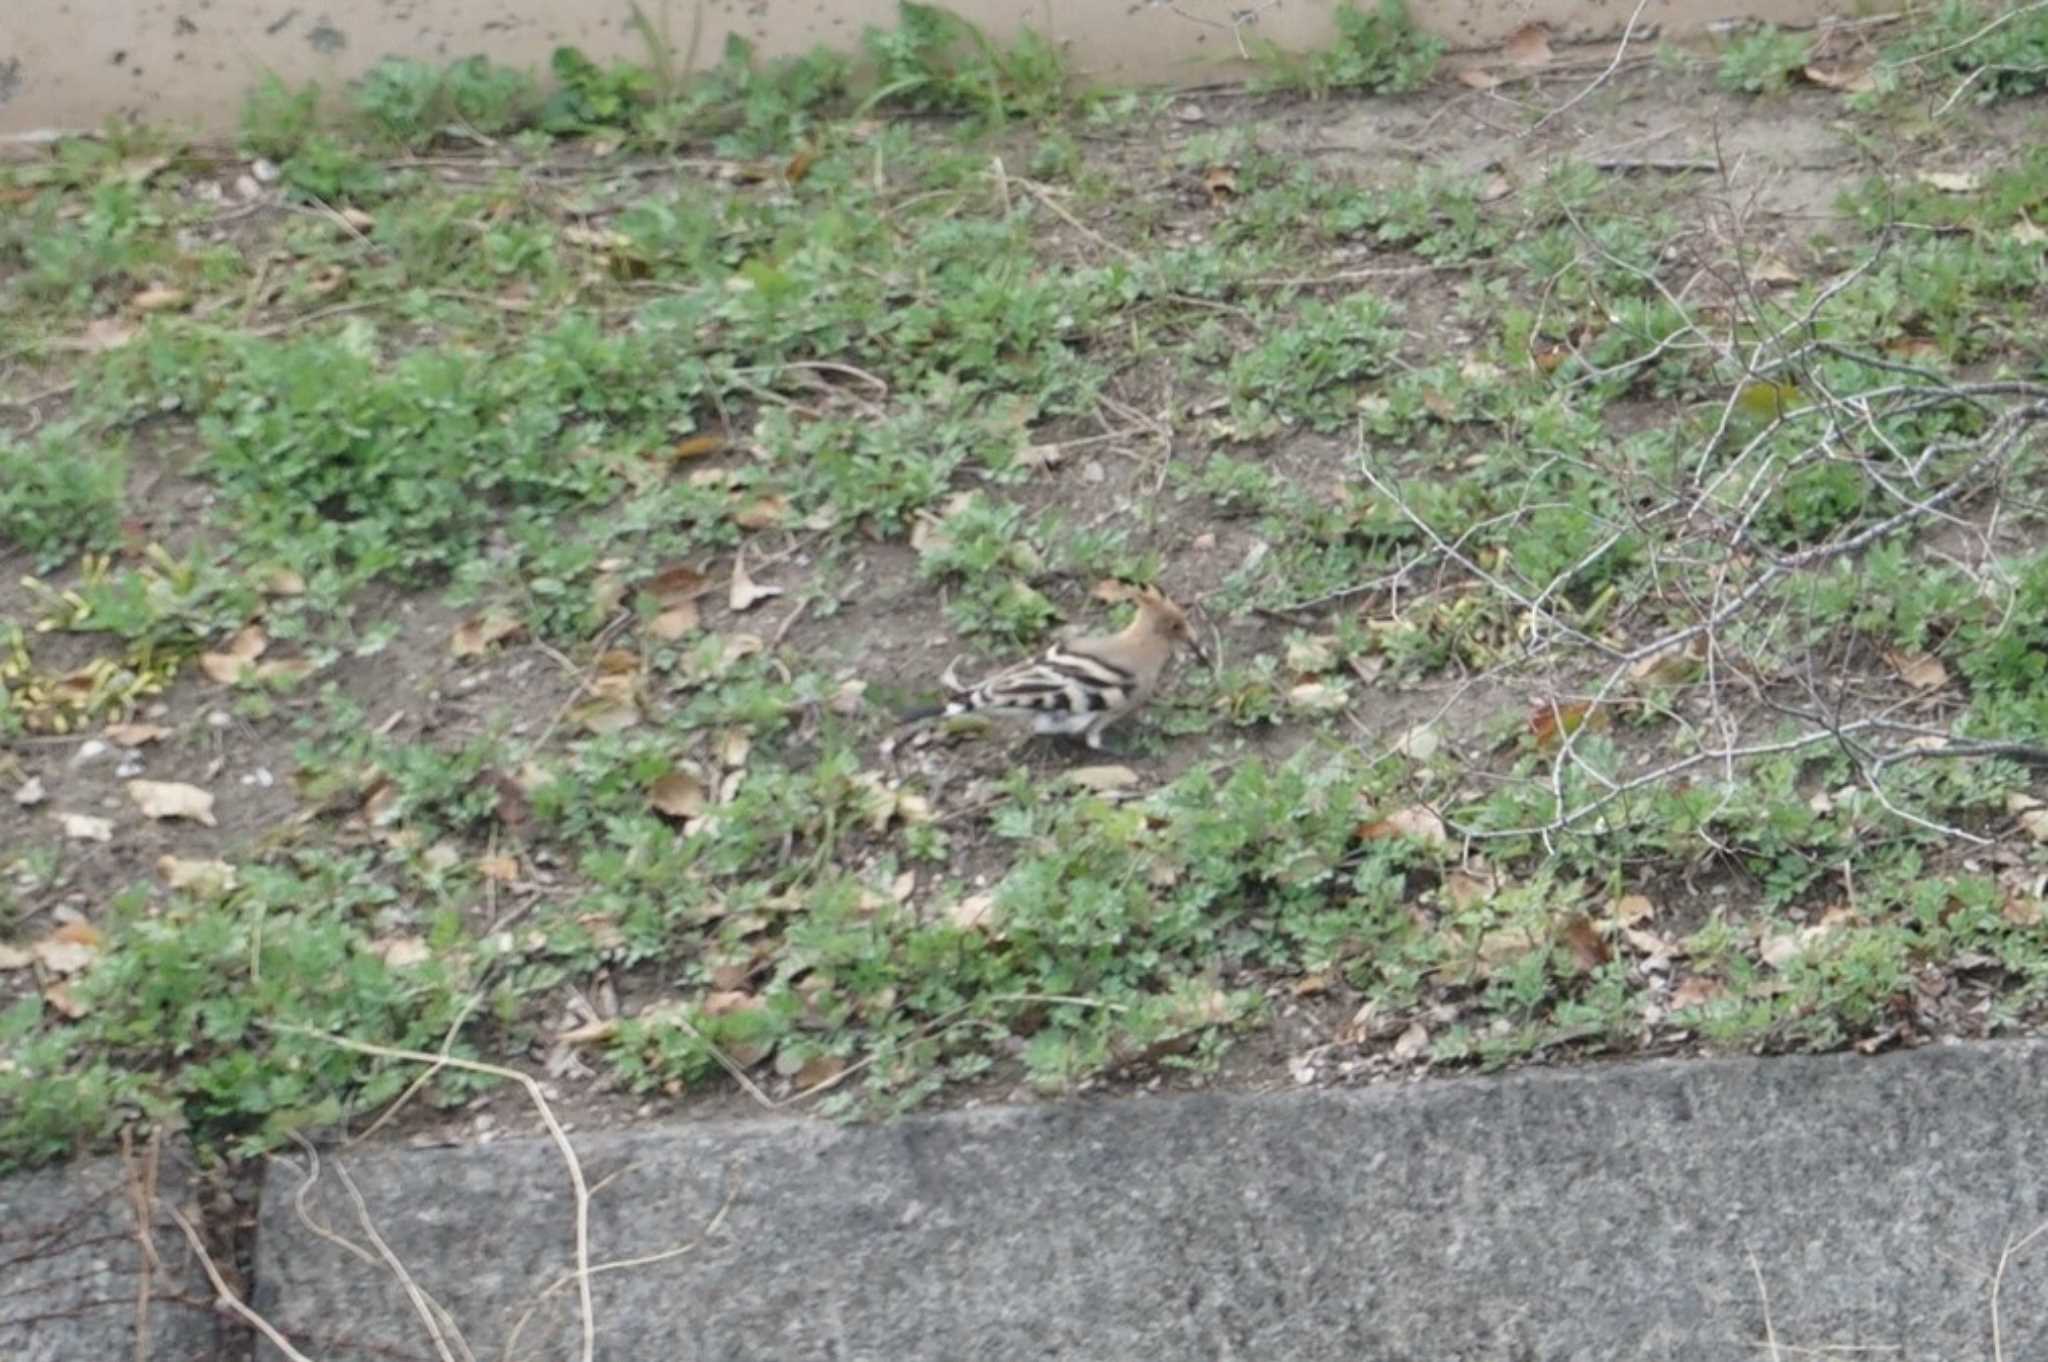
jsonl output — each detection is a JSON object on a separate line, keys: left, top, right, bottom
{"left": 899, "top": 583, "right": 1208, "bottom": 751}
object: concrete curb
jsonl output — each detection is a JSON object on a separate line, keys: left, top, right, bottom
{"left": 247, "top": 1041, "right": 2048, "bottom": 1361}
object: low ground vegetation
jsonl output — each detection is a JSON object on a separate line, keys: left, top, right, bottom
{"left": 6, "top": 1, "right": 2048, "bottom": 1171}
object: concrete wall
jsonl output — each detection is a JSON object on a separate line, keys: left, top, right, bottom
{"left": 1, "top": 0, "right": 1844, "bottom": 137}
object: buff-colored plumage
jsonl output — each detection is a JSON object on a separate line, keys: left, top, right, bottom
{"left": 903, "top": 585, "right": 1206, "bottom": 749}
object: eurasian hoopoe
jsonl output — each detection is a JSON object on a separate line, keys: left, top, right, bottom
{"left": 901, "top": 584, "right": 1208, "bottom": 750}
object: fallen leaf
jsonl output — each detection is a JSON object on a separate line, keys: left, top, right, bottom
{"left": 1457, "top": 65, "right": 1501, "bottom": 89}
{"left": 2012, "top": 792, "right": 2048, "bottom": 843}
{"left": 13, "top": 777, "right": 45, "bottom": 808}
{"left": 1442, "top": 868, "right": 1497, "bottom": 910}
{"left": 701, "top": 989, "right": 760, "bottom": 1017}
{"left": 1669, "top": 975, "right": 1725, "bottom": 1010}
{"left": 1759, "top": 932, "right": 1804, "bottom": 970}
{"left": 1886, "top": 649, "right": 1948, "bottom": 691}
{"left": 1801, "top": 62, "right": 1875, "bottom": 93}
{"left": 1066, "top": 764, "right": 1140, "bottom": 793}
{"left": 61, "top": 317, "right": 141, "bottom": 352}
{"left": 792, "top": 1053, "right": 845, "bottom": 1089}
{"left": 0, "top": 944, "right": 30, "bottom": 970}
{"left": 158, "top": 856, "right": 237, "bottom": 894}
{"left": 33, "top": 923, "right": 102, "bottom": 975}
{"left": 727, "top": 555, "right": 785, "bottom": 612}
{"left": 304, "top": 263, "right": 348, "bottom": 298}
{"left": 1391, "top": 1021, "right": 1430, "bottom": 1061}
{"left": 373, "top": 935, "right": 431, "bottom": 968}
{"left": 649, "top": 601, "right": 701, "bottom": 640}
{"left": 1529, "top": 700, "right": 1610, "bottom": 749}
{"left": 827, "top": 679, "right": 867, "bottom": 716}
{"left": 199, "top": 624, "right": 269, "bottom": 684}
{"left": 717, "top": 729, "right": 752, "bottom": 769}
{"left": 1285, "top": 635, "right": 1337, "bottom": 675}
{"left": 784, "top": 146, "right": 817, "bottom": 184}
{"left": 949, "top": 892, "right": 998, "bottom": 932}
{"left": 1917, "top": 170, "right": 1981, "bottom": 194}
{"left": 1201, "top": 164, "right": 1238, "bottom": 204}
{"left": 1359, "top": 805, "right": 1448, "bottom": 849}
{"left": 43, "top": 983, "right": 90, "bottom": 1019}
{"left": 1504, "top": 22, "right": 1553, "bottom": 66}
{"left": 450, "top": 609, "right": 524, "bottom": 658}
{"left": 262, "top": 567, "right": 307, "bottom": 596}
{"left": 130, "top": 284, "right": 191, "bottom": 314}
{"left": 104, "top": 721, "right": 170, "bottom": 746}
{"left": 2003, "top": 896, "right": 2043, "bottom": 927}
{"left": 1014, "top": 444, "right": 1066, "bottom": 472}
{"left": 1748, "top": 255, "right": 1802, "bottom": 287}
{"left": 1613, "top": 893, "right": 1655, "bottom": 926}
{"left": 1884, "top": 335, "right": 1942, "bottom": 365}
{"left": 673, "top": 432, "right": 725, "bottom": 460}
{"left": 732, "top": 493, "right": 790, "bottom": 530}
{"left": 57, "top": 812, "right": 115, "bottom": 842}
{"left": 2014, "top": 217, "right": 2048, "bottom": 246}
{"left": 339, "top": 206, "right": 377, "bottom": 232}
{"left": 127, "top": 779, "right": 217, "bottom": 825}
{"left": 648, "top": 768, "right": 708, "bottom": 819}
{"left": 1287, "top": 681, "right": 1347, "bottom": 712}
{"left": 478, "top": 853, "right": 521, "bottom": 883}
{"left": 1558, "top": 914, "right": 1612, "bottom": 973}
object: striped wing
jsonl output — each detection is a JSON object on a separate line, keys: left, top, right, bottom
{"left": 947, "top": 643, "right": 1138, "bottom": 734}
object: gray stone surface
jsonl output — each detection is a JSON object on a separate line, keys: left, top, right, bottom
{"left": 252, "top": 1041, "right": 2048, "bottom": 1362}
{"left": 0, "top": 1148, "right": 227, "bottom": 1361}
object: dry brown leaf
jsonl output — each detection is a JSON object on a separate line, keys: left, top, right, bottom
{"left": 57, "top": 812, "right": 114, "bottom": 842}
{"left": 1287, "top": 681, "right": 1346, "bottom": 712}
{"left": 130, "top": 284, "right": 191, "bottom": 314}
{"left": 0, "top": 943, "right": 30, "bottom": 971}
{"left": 645, "top": 563, "right": 713, "bottom": 605}
{"left": 1504, "top": 22, "right": 1553, "bottom": 66}
{"left": 450, "top": 608, "right": 523, "bottom": 658}
{"left": 648, "top": 768, "right": 709, "bottom": 819}
{"left": 2014, "top": 217, "right": 2048, "bottom": 246}
{"left": 1456, "top": 65, "right": 1501, "bottom": 89}
{"left": 1748, "top": 255, "right": 1802, "bottom": 287}
{"left": 1758, "top": 932, "right": 1804, "bottom": 970}
{"left": 732, "top": 493, "right": 790, "bottom": 530}
{"left": 1066, "top": 764, "right": 1140, "bottom": 793}
{"left": 827, "top": 679, "right": 867, "bottom": 716}
{"left": 1528, "top": 700, "right": 1609, "bottom": 749}
{"left": 1391, "top": 1021, "right": 1430, "bottom": 1061}
{"left": 701, "top": 989, "right": 760, "bottom": 1017}
{"left": 1801, "top": 62, "right": 1876, "bottom": 93}
{"left": 199, "top": 624, "right": 269, "bottom": 683}
{"left": 262, "top": 567, "right": 307, "bottom": 596}
{"left": 373, "top": 935, "right": 431, "bottom": 968}
{"left": 1201, "top": 164, "right": 1238, "bottom": 205}
{"left": 33, "top": 923, "right": 102, "bottom": 975}
{"left": 1014, "top": 444, "right": 1065, "bottom": 472}
{"left": 2003, "top": 896, "right": 2043, "bottom": 928}
{"left": 1285, "top": 635, "right": 1337, "bottom": 676}
{"left": 64, "top": 317, "right": 141, "bottom": 353}
{"left": 1886, "top": 649, "right": 1948, "bottom": 691}
{"left": 1359, "top": 805, "right": 1448, "bottom": 849}
{"left": 2012, "top": 792, "right": 2048, "bottom": 843}
{"left": 673, "top": 432, "right": 725, "bottom": 460}
{"left": 43, "top": 983, "right": 90, "bottom": 1019}
{"left": 784, "top": 146, "right": 818, "bottom": 184}
{"left": 478, "top": 854, "right": 521, "bottom": 883}
{"left": 948, "top": 891, "right": 998, "bottom": 933}
{"left": 301, "top": 263, "right": 348, "bottom": 300}
{"left": 128, "top": 779, "right": 217, "bottom": 826}
{"left": 571, "top": 698, "right": 640, "bottom": 735}
{"left": 1885, "top": 335, "right": 1942, "bottom": 364}
{"left": 104, "top": 721, "right": 170, "bottom": 746}
{"left": 1917, "top": 170, "right": 1981, "bottom": 194}
{"left": 1669, "top": 975, "right": 1725, "bottom": 1010}
{"left": 1441, "top": 868, "right": 1497, "bottom": 910}
{"left": 1613, "top": 893, "right": 1655, "bottom": 926}
{"left": 727, "top": 555, "right": 785, "bottom": 612}
{"left": 159, "top": 856, "right": 237, "bottom": 894}
{"left": 791, "top": 1053, "right": 845, "bottom": 1089}
{"left": 1558, "top": 914, "right": 1612, "bottom": 973}
{"left": 649, "top": 601, "right": 701, "bottom": 640}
